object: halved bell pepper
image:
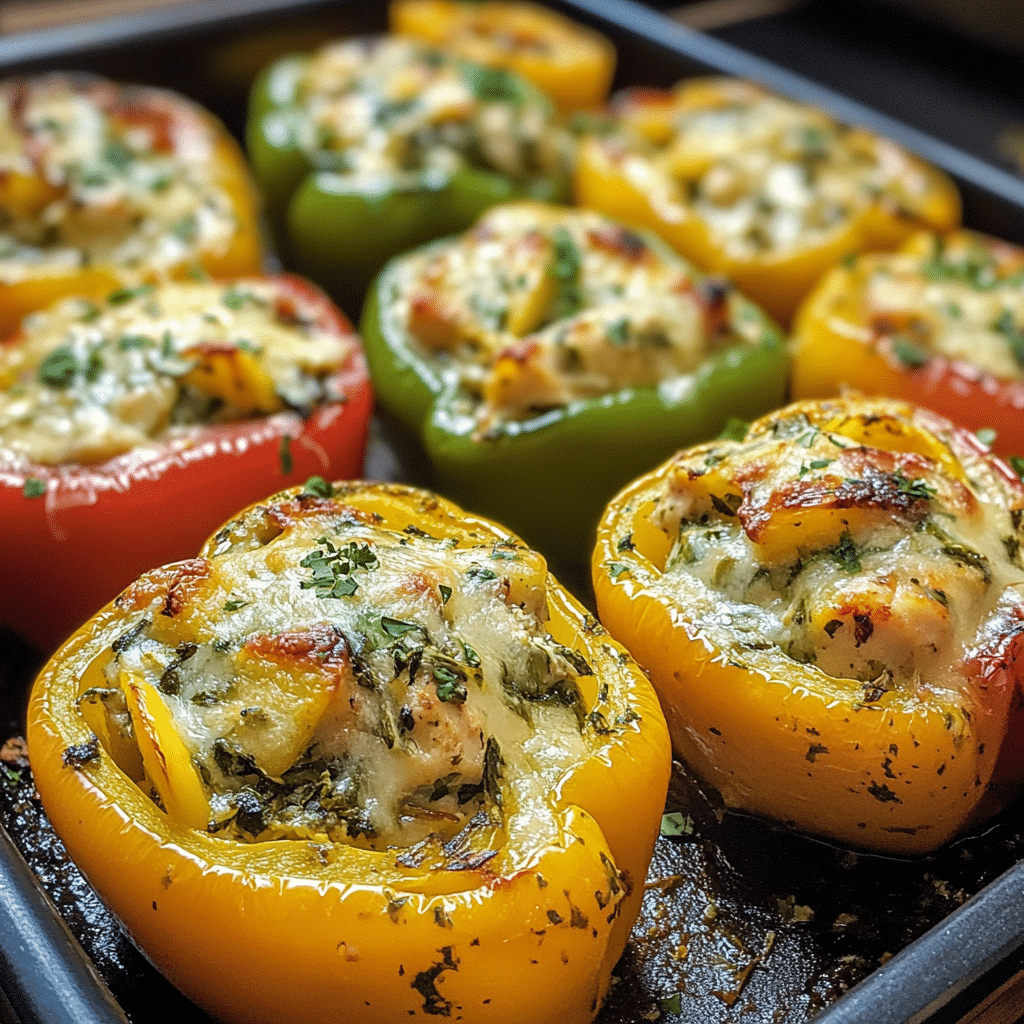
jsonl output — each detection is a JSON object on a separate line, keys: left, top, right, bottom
{"left": 0, "top": 74, "right": 264, "bottom": 336}
{"left": 389, "top": 0, "right": 616, "bottom": 113}
{"left": 574, "top": 77, "right": 960, "bottom": 326}
{"left": 26, "top": 479, "right": 670, "bottom": 1024}
{"left": 246, "top": 35, "right": 572, "bottom": 315}
{"left": 360, "top": 201, "right": 788, "bottom": 565}
{"left": 593, "top": 395, "right": 1024, "bottom": 854}
{"left": 791, "top": 229, "right": 1024, "bottom": 457}
{"left": 0, "top": 274, "right": 372, "bottom": 652}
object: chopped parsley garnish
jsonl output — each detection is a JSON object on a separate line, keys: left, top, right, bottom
{"left": 433, "top": 665, "right": 468, "bottom": 703}
{"left": 222, "top": 286, "right": 258, "bottom": 311}
{"left": 278, "top": 435, "right": 293, "bottom": 475}
{"left": 660, "top": 812, "right": 694, "bottom": 837}
{"left": 462, "top": 64, "right": 525, "bottom": 104}
{"left": 37, "top": 347, "right": 79, "bottom": 388}
{"left": 223, "top": 599, "right": 248, "bottom": 612}
{"left": 606, "top": 562, "right": 629, "bottom": 579}
{"left": 1010, "top": 456, "right": 1024, "bottom": 481}
{"left": 828, "top": 530, "right": 862, "bottom": 573}
{"left": 300, "top": 475, "right": 333, "bottom": 499}
{"left": 549, "top": 227, "right": 584, "bottom": 319}
{"left": 107, "top": 284, "right": 153, "bottom": 305}
{"left": 718, "top": 417, "right": 749, "bottom": 442}
{"left": 892, "top": 469, "right": 935, "bottom": 500}
{"left": 439, "top": 584, "right": 452, "bottom": 605}
{"left": 118, "top": 334, "right": 151, "bottom": 350}
{"left": 22, "top": 477, "right": 46, "bottom": 499}
{"left": 462, "top": 641, "right": 481, "bottom": 668}
{"left": 992, "top": 308, "right": 1024, "bottom": 368}
{"left": 890, "top": 336, "right": 929, "bottom": 369}
{"left": 381, "top": 616, "right": 422, "bottom": 638}
{"left": 299, "top": 538, "right": 378, "bottom": 598}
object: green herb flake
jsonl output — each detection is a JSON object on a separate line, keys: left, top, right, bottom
{"left": 659, "top": 812, "right": 694, "bottom": 837}
{"left": 37, "top": 346, "right": 79, "bottom": 388}
{"left": 22, "top": 477, "right": 46, "bottom": 499}
{"left": 107, "top": 284, "right": 153, "bottom": 305}
{"left": 299, "top": 538, "right": 379, "bottom": 598}
{"left": 300, "top": 475, "right": 333, "bottom": 499}
{"left": 462, "top": 641, "right": 481, "bottom": 668}
{"left": 892, "top": 469, "right": 935, "bottom": 501}
{"left": 829, "top": 530, "right": 862, "bottom": 573}
{"left": 118, "top": 334, "right": 151, "bottom": 350}
{"left": 718, "top": 417, "right": 749, "bottom": 442}
{"left": 223, "top": 599, "right": 248, "bottom": 612}
{"left": 1011, "top": 456, "right": 1024, "bottom": 481}
{"left": 381, "top": 616, "right": 422, "bottom": 639}
{"left": 606, "top": 562, "right": 629, "bottom": 579}
{"left": 222, "top": 286, "right": 256, "bottom": 311}
{"left": 439, "top": 584, "right": 452, "bottom": 605}
{"left": 433, "top": 665, "right": 468, "bottom": 703}
{"left": 891, "top": 335, "right": 930, "bottom": 369}
{"left": 659, "top": 993, "right": 683, "bottom": 1016}
{"left": 278, "top": 435, "right": 293, "bottom": 475}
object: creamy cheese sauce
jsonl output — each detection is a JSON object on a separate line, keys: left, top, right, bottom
{"left": 92, "top": 501, "right": 590, "bottom": 849}
{"left": 649, "top": 402, "right": 1024, "bottom": 698}
{"left": 0, "top": 281, "right": 352, "bottom": 465}
{"left": 390, "top": 203, "right": 772, "bottom": 428}
{"left": 860, "top": 234, "right": 1024, "bottom": 381}
{"left": 616, "top": 82, "right": 934, "bottom": 259}
{"left": 0, "top": 77, "right": 238, "bottom": 281}
{"left": 296, "top": 36, "right": 568, "bottom": 184}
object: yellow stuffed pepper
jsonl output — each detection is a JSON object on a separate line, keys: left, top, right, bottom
{"left": 792, "top": 229, "right": 1024, "bottom": 457}
{"left": 593, "top": 396, "right": 1024, "bottom": 855}
{"left": 0, "top": 74, "right": 264, "bottom": 334}
{"left": 390, "top": 0, "right": 615, "bottom": 112}
{"left": 575, "top": 77, "right": 960, "bottom": 325}
{"left": 27, "top": 480, "right": 670, "bottom": 1024}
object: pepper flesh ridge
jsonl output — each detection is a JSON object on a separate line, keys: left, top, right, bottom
{"left": 27, "top": 481, "right": 670, "bottom": 1024}
{"left": 593, "top": 396, "right": 1024, "bottom": 854}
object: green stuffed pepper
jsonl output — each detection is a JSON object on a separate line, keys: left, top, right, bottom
{"left": 247, "top": 36, "right": 572, "bottom": 315}
{"left": 361, "top": 202, "right": 789, "bottom": 565}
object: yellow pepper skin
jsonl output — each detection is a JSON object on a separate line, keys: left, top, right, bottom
{"left": 27, "top": 481, "right": 670, "bottom": 1024}
{"left": 593, "top": 396, "right": 1024, "bottom": 855}
{"left": 0, "top": 75, "right": 264, "bottom": 336}
{"left": 389, "top": 0, "right": 615, "bottom": 113}
{"left": 791, "top": 230, "right": 1024, "bottom": 458}
{"left": 574, "top": 78, "right": 960, "bottom": 326}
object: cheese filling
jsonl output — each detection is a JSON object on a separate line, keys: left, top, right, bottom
{"left": 0, "top": 77, "right": 239, "bottom": 281}
{"left": 612, "top": 82, "right": 935, "bottom": 259}
{"left": 86, "top": 501, "right": 591, "bottom": 849}
{"left": 649, "top": 402, "right": 1024, "bottom": 697}
{"left": 0, "top": 281, "right": 353, "bottom": 465}
{"left": 296, "top": 36, "right": 568, "bottom": 184}
{"left": 861, "top": 234, "right": 1024, "bottom": 381}
{"left": 390, "top": 203, "right": 774, "bottom": 429}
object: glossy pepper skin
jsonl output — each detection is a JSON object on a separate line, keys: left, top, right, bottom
{"left": 389, "top": 0, "right": 616, "bottom": 113}
{"left": 246, "top": 38, "right": 570, "bottom": 316}
{"left": 0, "top": 275, "right": 372, "bottom": 652}
{"left": 0, "top": 75, "right": 264, "bottom": 336}
{"left": 26, "top": 480, "right": 671, "bottom": 1024}
{"left": 792, "top": 230, "right": 1024, "bottom": 457}
{"left": 593, "top": 396, "right": 1024, "bottom": 855}
{"left": 574, "top": 77, "right": 960, "bottom": 326}
{"left": 360, "top": 203, "right": 788, "bottom": 565}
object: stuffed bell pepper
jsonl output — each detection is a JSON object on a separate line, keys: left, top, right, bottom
{"left": 389, "top": 0, "right": 616, "bottom": 113}
{"left": 594, "top": 395, "right": 1024, "bottom": 855}
{"left": 574, "top": 77, "right": 960, "bottom": 325}
{"left": 246, "top": 35, "right": 572, "bottom": 314}
{"left": 361, "top": 201, "right": 787, "bottom": 563}
{"left": 0, "top": 275, "right": 372, "bottom": 651}
{"left": 0, "top": 74, "right": 264, "bottom": 334}
{"left": 26, "top": 480, "right": 671, "bottom": 1024}
{"left": 792, "top": 229, "right": 1024, "bottom": 457}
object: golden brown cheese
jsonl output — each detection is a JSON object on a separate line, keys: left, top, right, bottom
{"left": 0, "top": 77, "right": 239, "bottom": 281}
{"left": 0, "top": 281, "right": 353, "bottom": 465}
{"left": 91, "top": 495, "right": 591, "bottom": 848}
{"left": 651, "top": 400, "right": 1024, "bottom": 697}
{"left": 392, "top": 202, "right": 769, "bottom": 427}
{"left": 296, "top": 36, "right": 568, "bottom": 184}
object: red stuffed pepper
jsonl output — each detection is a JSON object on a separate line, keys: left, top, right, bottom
{"left": 0, "top": 274, "right": 372, "bottom": 651}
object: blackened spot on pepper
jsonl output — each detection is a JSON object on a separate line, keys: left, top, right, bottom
{"left": 62, "top": 736, "right": 100, "bottom": 769}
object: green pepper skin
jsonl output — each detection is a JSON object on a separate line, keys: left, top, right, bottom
{"left": 246, "top": 50, "right": 570, "bottom": 316}
{"left": 360, "top": 241, "right": 790, "bottom": 566}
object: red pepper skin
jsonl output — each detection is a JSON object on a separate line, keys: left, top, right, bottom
{"left": 0, "top": 275, "right": 372, "bottom": 652}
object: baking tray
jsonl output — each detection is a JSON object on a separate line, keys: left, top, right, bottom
{"left": 2, "top": 1, "right": 1024, "bottom": 1023}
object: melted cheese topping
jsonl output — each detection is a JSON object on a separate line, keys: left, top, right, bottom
{"left": 0, "top": 281, "right": 353, "bottom": 465}
{"left": 859, "top": 232, "right": 1024, "bottom": 381}
{"left": 296, "top": 36, "right": 568, "bottom": 183}
{"left": 0, "top": 77, "right": 239, "bottom": 281}
{"left": 650, "top": 399, "right": 1024, "bottom": 697}
{"left": 390, "top": 203, "right": 773, "bottom": 428}
{"left": 612, "top": 79, "right": 936, "bottom": 259}
{"left": 93, "top": 498, "right": 590, "bottom": 849}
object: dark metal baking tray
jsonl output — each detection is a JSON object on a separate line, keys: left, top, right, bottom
{"left": 2, "top": 2, "right": 1024, "bottom": 1023}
